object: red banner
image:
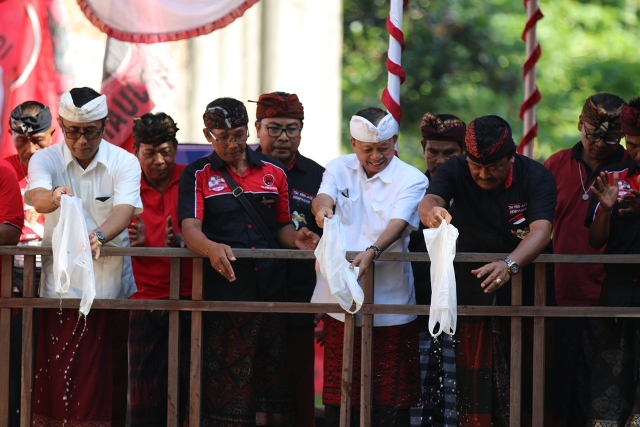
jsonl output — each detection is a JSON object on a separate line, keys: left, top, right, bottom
{"left": 0, "top": 0, "right": 73, "bottom": 156}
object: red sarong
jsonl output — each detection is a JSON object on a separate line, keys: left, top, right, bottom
{"left": 32, "top": 308, "right": 129, "bottom": 427}
{"left": 322, "top": 315, "right": 421, "bottom": 408}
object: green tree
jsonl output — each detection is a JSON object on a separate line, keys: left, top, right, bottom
{"left": 343, "top": 0, "right": 640, "bottom": 168}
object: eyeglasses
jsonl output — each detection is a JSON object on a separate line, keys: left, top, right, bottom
{"left": 208, "top": 129, "right": 249, "bottom": 144}
{"left": 264, "top": 125, "right": 302, "bottom": 138}
{"left": 60, "top": 122, "right": 104, "bottom": 141}
{"left": 583, "top": 124, "right": 621, "bottom": 145}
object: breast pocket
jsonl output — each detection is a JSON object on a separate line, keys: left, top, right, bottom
{"left": 249, "top": 194, "right": 278, "bottom": 230}
{"left": 92, "top": 197, "right": 114, "bottom": 228}
{"left": 336, "top": 190, "right": 359, "bottom": 226}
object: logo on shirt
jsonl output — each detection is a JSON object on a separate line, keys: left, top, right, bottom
{"left": 291, "top": 189, "right": 314, "bottom": 205}
{"left": 263, "top": 174, "right": 275, "bottom": 186}
{"left": 508, "top": 202, "right": 529, "bottom": 240}
{"left": 292, "top": 211, "right": 307, "bottom": 229}
{"left": 208, "top": 175, "right": 226, "bottom": 192}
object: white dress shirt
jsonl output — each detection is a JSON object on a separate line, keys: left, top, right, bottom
{"left": 26, "top": 140, "right": 143, "bottom": 299}
{"left": 312, "top": 154, "right": 429, "bottom": 326}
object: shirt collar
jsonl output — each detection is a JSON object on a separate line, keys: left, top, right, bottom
{"left": 62, "top": 139, "right": 107, "bottom": 171}
{"left": 140, "top": 162, "right": 182, "bottom": 191}
{"left": 346, "top": 154, "right": 397, "bottom": 184}
{"left": 208, "top": 146, "right": 262, "bottom": 170}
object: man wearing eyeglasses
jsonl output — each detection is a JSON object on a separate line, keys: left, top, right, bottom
{"left": 178, "top": 96, "right": 319, "bottom": 426}
{"left": 254, "top": 91, "right": 324, "bottom": 426}
{"left": 24, "top": 87, "right": 142, "bottom": 426}
{"left": 544, "top": 92, "right": 627, "bottom": 427}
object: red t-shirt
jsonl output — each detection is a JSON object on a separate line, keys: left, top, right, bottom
{"left": 130, "top": 164, "right": 192, "bottom": 300}
{"left": 544, "top": 144, "right": 627, "bottom": 306}
{"left": 0, "top": 158, "right": 24, "bottom": 277}
{"left": 4, "top": 154, "right": 45, "bottom": 243}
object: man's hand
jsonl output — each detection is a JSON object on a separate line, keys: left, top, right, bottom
{"left": 472, "top": 260, "right": 511, "bottom": 294}
{"left": 591, "top": 171, "right": 619, "bottom": 213}
{"left": 128, "top": 214, "right": 145, "bottom": 247}
{"left": 314, "top": 207, "right": 333, "bottom": 228}
{"left": 295, "top": 227, "right": 320, "bottom": 250}
{"left": 51, "top": 186, "right": 73, "bottom": 209}
{"left": 89, "top": 231, "right": 102, "bottom": 260}
{"left": 164, "top": 215, "right": 183, "bottom": 247}
{"left": 206, "top": 241, "right": 237, "bottom": 282}
{"left": 350, "top": 248, "right": 376, "bottom": 281}
{"left": 423, "top": 206, "right": 452, "bottom": 229}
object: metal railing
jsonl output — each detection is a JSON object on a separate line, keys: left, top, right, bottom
{"left": 1, "top": 246, "right": 639, "bottom": 427}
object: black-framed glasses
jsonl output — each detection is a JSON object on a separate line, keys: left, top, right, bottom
{"left": 583, "top": 123, "right": 621, "bottom": 145}
{"left": 264, "top": 125, "right": 302, "bottom": 138}
{"left": 60, "top": 122, "right": 104, "bottom": 141}
{"left": 208, "top": 129, "right": 249, "bottom": 144}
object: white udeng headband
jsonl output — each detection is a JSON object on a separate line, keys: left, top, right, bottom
{"left": 349, "top": 113, "right": 398, "bottom": 143}
{"left": 57, "top": 92, "right": 108, "bottom": 123}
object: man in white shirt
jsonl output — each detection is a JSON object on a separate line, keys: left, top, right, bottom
{"left": 312, "top": 107, "right": 429, "bottom": 426}
{"left": 25, "top": 87, "right": 142, "bottom": 426}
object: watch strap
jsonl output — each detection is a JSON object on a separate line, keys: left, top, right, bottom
{"left": 366, "top": 245, "right": 381, "bottom": 260}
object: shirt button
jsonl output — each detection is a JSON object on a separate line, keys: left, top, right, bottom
{"left": 248, "top": 224, "right": 253, "bottom": 229}
{"left": 365, "top": 183, "right": 370, "bottom": 190}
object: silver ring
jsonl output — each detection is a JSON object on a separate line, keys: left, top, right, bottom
{"left": 496, "top": 277, "right": 502, "bottom": 284}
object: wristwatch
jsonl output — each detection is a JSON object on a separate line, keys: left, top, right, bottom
{"left": 503, "top": 257, "right": 519, "bottom": 276}
{"left": 366, "top": 245, "right": 381, "bottom": 260}
{"left": 94, "top": 231, "right": 106, "bottom": 247}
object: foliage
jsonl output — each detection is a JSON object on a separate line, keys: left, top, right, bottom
{"left": 342, "top": 0, "right": 640, "bottom": 169}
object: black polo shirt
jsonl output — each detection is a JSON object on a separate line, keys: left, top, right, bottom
{"left": 285, "top": 153, "right": 324, "bottom": 299}
{"left": 178, "top": 147, "right": 291, "bottom": 302}
{"left": 426, "top": 154, "right": 556, "bottom": 305}
{"left": 585, "top": 159, "right": 640, "bottom": 307}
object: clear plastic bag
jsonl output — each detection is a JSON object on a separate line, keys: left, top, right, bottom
{"left": 314, "top": 216, "right": 363, "bottom": 314}
{"left": 423, "top": 221, "right": 458, "bottom": 337}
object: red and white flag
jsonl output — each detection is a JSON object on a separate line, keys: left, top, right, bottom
{"left": 100, "top": 38, "right": 176, "bottom": 152}
{"left": 78, "top": 0, "right": 258, "bottom": 43}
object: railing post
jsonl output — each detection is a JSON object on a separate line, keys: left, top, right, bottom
{"left": 532, "top": 262, "right": 547, "bottom": 426}
{"left": 340, "top": 312, "right": 355, "bottom": 427}
{"left": 167, "top": 257, "right": 181, "bottom": 427}
{"left": 360, "top": 264, "right": 374, "bottom": 427}
{"left": 510, "top": 273, "right": 523, "bottom": 426}
{"left": 189, "top": 257, "right": 203, "bottom": 426}
{"left": 0, "top": 255, "right": 12, "bottom": 426}
{"left": 20, "top": 255, "right": 36, "bottom": 427}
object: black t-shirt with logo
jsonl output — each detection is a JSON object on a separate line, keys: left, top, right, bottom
{"left": 426, "top": 154, "right": 556, "bottom": 305}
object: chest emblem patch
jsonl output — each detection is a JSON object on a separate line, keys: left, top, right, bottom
{"left": 208, "top": 175, "right": 226, "bottom": 192}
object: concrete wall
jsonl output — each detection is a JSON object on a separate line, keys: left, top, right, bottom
{"left": 62, "top": 0, "right": 343, "bottom": 167}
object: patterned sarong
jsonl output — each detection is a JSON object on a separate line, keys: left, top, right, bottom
{"left": 322, "top": 315, "right": 421, "bottom": 407}
{"left": 410, "top": 331, "right": 457, "bottom": 427}
{"left": 32, "top": 308, "right": 129, "bottom": 427}
{"left": 201, "top": 310, "right": 295, "bottom": 426}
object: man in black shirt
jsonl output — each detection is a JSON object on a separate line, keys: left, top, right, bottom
{"left": 254, "top": 92, "right": 325, "bottom": 426}
{"left": 418, "top": 115, "right": 556, "bottom": 426}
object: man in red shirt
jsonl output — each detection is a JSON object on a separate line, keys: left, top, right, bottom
{"left": 128, "top": 112, "right": 191, "bottom": 427}
{"left": 544, "top": 92, "right": 626, "bottom": 426}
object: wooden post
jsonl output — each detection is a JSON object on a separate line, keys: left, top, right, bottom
{"left": 20, "top": 255, "right": 36, "bottom": 427}
{"left": 340, "top": 311, "right": 356, "bottom": 427}
{"left": 510, "top": 273, "right": 522, "bottom": 426}
{"left": 532, "top": 263, "right": 546, "bottom": 426}
{"left": 189, "top": 258, "right": 203, "bottom": 426}
{"left": 0, "top": 255, "right": 12, "bottom": 425}
{"left": 167, "top": 257, "right": 181, "bottom": 426}
{"left": 360, "top": 265, "right": 374, "bottom": 427}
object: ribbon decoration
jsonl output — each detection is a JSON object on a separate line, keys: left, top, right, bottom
{"left": 517, "top": 0, "right": 543, "bottom": 157}
{"left": 381, "top": 0, "right": 407, "bottom": 152}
